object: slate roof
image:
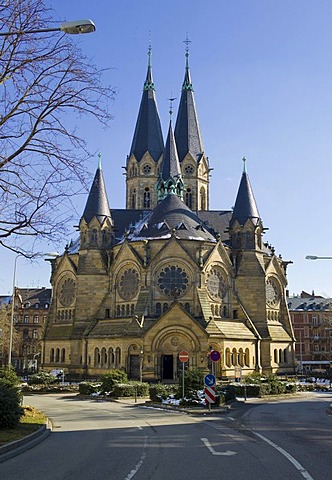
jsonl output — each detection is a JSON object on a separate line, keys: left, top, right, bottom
{"left": 174, "top": 57, "right": 204, "bottom": 163}
{"left": 129, "top": 60, "right": 164, "bottom": 163}
{"left": 287, "top": 297, "right": 332, "bottom": 311}
{"left": 160, "top": 121, "right": 182, "bottom": 180}
{"left": 16, "top": 288, "right": 51, "bottom": 307}
{"left": 231, "top": 170, "right": 260, "bottom": 226}
{"left": 126, "top": 193, "right": 217, "bottom": 242}
{"left": 82, "top": 165, "right": 112, "bottom": 224}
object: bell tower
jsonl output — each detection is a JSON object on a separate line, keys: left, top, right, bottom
{"left": 125, "top": 47, "right": 164, "bottom": 211}
{"left": 175, "top": 39, "right": 210, "bottom": 211}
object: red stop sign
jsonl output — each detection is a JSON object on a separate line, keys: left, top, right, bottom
{"left": 179, "top": 350, "right": 189, "bottom": 363}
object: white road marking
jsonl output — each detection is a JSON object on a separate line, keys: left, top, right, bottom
{"left": 201, "top": 437, "right": 237, "bottom": 456}
{"left": 253, "top": 431, "right": 314, "bottom": 480}
{"left": 124, "top": 435, "right": 148, "bottom": 480}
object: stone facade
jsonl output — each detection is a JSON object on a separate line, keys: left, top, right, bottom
{"left": 42, "top": 50, "right": 296, "bottom": 381}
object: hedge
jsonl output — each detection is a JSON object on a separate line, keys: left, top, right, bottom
{"left": 0, "top": 383, "right": 22, "bottom": 429}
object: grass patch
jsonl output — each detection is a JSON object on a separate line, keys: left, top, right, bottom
{"left": 0, "top": 405, "right": 46, "bottom": 446}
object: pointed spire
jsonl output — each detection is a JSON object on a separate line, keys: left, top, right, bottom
{"left": 231, "top": 158, "right": 260, "bottom": 226}
{"left": 129, "top": 47, "right": 164, "bottom": 163}
{"left": 82, "top": 158, "right": 112, "bottom": 224}
{"left": 174, "top": 37, "right": 204, "bottom": 163}
{"left": 157, "top": 108, "right": 184, "bottom": 202}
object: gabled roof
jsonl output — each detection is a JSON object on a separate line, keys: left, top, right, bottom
{"left": 129, "top": 53, "right": 164, "bottom": 163}
{"left": 174, "top": 51, "right": 204, "bottom": 163}
{"left": 82, "top": 164, "right": 112, "bottom": 224}
{"left": 126, "top": 193, "right": 217, "bottom": 242}
{"left": 231, "top": 163, "right": 261, "bottom": 226}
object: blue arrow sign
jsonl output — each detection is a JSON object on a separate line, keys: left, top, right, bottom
{"left": 204, "top": 374, "right": 216, "bottom": 387}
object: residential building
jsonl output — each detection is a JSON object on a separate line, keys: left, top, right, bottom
{"left": 287, "top": 291, "right": 332, "bottom": 373}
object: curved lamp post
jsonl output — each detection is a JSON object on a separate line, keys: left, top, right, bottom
{"left": 0, "top": 19, "right": 96, "bottom": 37}
{"left": 8, "top": 252, "right": 59, "bottom": 368}
{"left": 305, "top": 255, "right": 332, "bottom": 260}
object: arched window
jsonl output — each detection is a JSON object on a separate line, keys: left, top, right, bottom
{"left": 200, "top": 187, "right": 206, "bottom": 210}
{"left": 274, "top": 349, "right": 278, "bottom": 363}
{"left": 163, "top": 303, "right": 168, "bottom": 313}
{"left": 121, "top": 305, "right": 125, "bottom": 316}
{"left": 50, "top": 348, "right": 54, "bottom": 362}
{"left": 94, "top": 348, "right": 100, "bottom": 367}
{"left": 115, "top": 347, "right": 121, "bottom": 366}
{"left": 238, "top": 348, "right": 244, "bottom": 367}
{"left": 184, "top": 303, "right": 190, "bottom": 313}
{"left": 279, "top": 349, "right": 283, "bottom": 363}
{"left": 126, "top": 304, "right": 130, "bottom": 315}
{"left": 245, "top": 348, "right": 250, "bottom": 367}
{"left": 225, "top": 348, "right": 231, "bottom": 367}
{"left": 211, "top": 304, "right": 215, "bottom": 316}
{"left": 116, "top": 305, "right": 120, "bottom": 316}
{"left": 232, "top": 348, "right": 238, "bottom": 366}
{"left": 156, "top": 303, "right": 161, "bottom": 315}
{"left": 101, "top": 347, "right": 107, "bottom": 367}
{"left": 61, "top": 348, "right": 65, "bottom": 363}
{"left": 108, "top": 347, "right": 115, "bottom": 367}
{"left": 185, "top": 188, "right": 192, "bottom": 209}
{"left": 131, "top": 304, "right": 135, "bottom": 315}
{"left": 55, "top": 348, "right": 60, "bottom": 363}
{"left": 131, "top": 189, "right": 136, "bottom": 209}
{"left": 283, "top": 349, "right": 287, "bottom": 363}
{"left": 143, "top": 187, "right": 150, "bottom": 208}
{"left": 91, "top": 228, "right": 98, "bottom": 245}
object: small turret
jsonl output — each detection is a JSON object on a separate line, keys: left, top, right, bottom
{"left": 230, "top": 157, "right": 263, "bottom": 251}
{"left": 80, "top": 155, "right": 113, "bottom": 249}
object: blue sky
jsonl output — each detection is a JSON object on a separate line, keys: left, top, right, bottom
{"left": 1, "top": 0, "right": 332, "bottom": 297}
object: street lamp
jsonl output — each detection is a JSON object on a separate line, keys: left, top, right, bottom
{"left": 305, "top": 256, "right": 332, "bottom": 260}
{"left": 0, "top": 19, "right": 96, "bottom": 37}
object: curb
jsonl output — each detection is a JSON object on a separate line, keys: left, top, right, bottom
{"left": 0, "top": 419, "right": 52, "bottom": 463}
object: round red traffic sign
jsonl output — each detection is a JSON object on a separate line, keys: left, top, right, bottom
{"left": 210, "top": 350, "right": 220, "bottom": 362}
{"left": 179, "top": 350, "right": 189, "bottom": 363}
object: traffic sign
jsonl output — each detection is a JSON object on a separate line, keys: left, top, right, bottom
{"left": 178, "top": 350, "right": 189, "bottom": 363}
{"left": 205, "top": 386, "right": 216, "bottom": 404}
{"left": 210, "top": 350, "right": 220, "bottom": 362}
{"left": 204, "top": 374, "right": 216, "bottom": 387}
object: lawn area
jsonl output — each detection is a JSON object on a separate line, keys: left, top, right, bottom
{"left": 0, "top": 405, "right": 46, "bottom": 447}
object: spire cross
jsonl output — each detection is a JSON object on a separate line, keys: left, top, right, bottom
{"left": 98, "top": 152, "right": 102, "bottom": 169}
{"left": 148, "top": 32, "right": 152, "bottom": 67}
{"left": 183, "top": 34, "right": 191, "bottom": 67}
{"left": 242, "top": 156, "right": 247, "bottom": 173}
{"left": 168, "top": 95, "right": 177, "bottom": 119}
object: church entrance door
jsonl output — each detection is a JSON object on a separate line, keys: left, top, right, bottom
{"left": 129, "top": 354, "right": 140, "bottom": 380}
{"left": 161, "top": 355, "right": 173, "bottom": 380}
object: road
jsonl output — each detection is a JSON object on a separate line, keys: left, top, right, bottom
{"left": 0, "top": 392, "right": 331, "bottom": 480}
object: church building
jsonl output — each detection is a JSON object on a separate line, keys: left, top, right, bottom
{"left": 42, "top": 47, "right": 296, "bottom": 381}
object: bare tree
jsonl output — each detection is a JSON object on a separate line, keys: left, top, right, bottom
{"left": 0, "top": 0, "right": 115, "bottom": 255}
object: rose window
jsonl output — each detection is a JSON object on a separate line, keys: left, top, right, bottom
{"left": 206, "top": 267, "right": 227, "bottom": 300}
{"left": 157, "top": 265, "right": 189, "bottom": 298}
{"left": 59, "top": 278, "right": 76, "bottom": 307}
{"left": 118, "top": 268, "right": 140, "bottom": 300}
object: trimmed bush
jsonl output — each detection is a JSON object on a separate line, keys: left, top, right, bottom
{"left": 0, "top": 367, "right": 20, "bottom": 388}
{"left": 28, "top": 372, "right": 58, "bottom": 385}
{"left": 100, "top": 369, "right": 128, "bottom": 393}
{"left": 149, "top": 384, "right": 178, "bottom": 402}
{"left": 113, "top": 382, "right": 149, "bottom": 397}
{"left": 78, "top": 382, "right": 101, "bottom": 395}
{"left": 178, "top": 368, "right": 205, "bottom": 398}
{"left": 0, "top": 383, "right": 22, "bottom": 429}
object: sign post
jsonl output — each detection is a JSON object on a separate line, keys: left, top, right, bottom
{"left": 204, "top": 373, "right": 216, "bottom": 410}
{"left": 179, "top": 350, "right": 189, "bottom": 400}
